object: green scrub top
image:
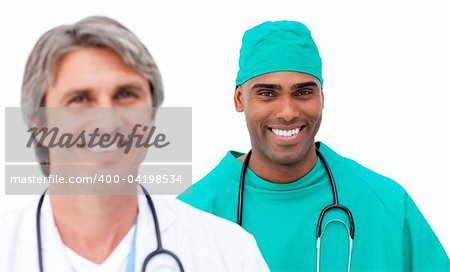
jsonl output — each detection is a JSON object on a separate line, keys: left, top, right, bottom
{"left": 179, "top": 143, "right": 449, "bottom": 271}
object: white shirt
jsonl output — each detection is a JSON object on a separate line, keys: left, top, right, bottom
{"left": 0, "top": 193, "right": 269, "bottom": 272}
{"left": 64, "top": 225, "right": 135, "bottom": 272}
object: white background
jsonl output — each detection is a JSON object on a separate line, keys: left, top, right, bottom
{"left": 0, "top": 0, "right": 449, "bottom": 255}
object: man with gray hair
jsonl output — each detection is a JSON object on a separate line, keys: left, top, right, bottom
{"left": 0, "top": 16, "right": 269, "bottom": 272}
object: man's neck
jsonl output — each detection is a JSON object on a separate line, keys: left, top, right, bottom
{"left": 50, "top": 193, "right": 138, "bottom": 264}
{"left": 239, "top": 147, "right": 317, "bottom": 184}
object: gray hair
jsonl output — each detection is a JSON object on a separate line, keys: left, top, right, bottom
{"left": 21, "top": 16, "right": 164, "bottom": 175}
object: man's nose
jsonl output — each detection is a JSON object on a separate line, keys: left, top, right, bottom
{"left": 86, "top": 95, "right": 121, "bottom": 133}
{"left": 95, "top": 95, "right": 115, "bottom": 108}
{"left": 99, "top": 108, "right": 125, "bottom": 134}
{"left": 275, "top": 97, "right": 299, "bottom": 123}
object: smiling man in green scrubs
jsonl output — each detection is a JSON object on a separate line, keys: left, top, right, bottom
{"left": 179, "top": 20, "right": 449, "bottom": 271}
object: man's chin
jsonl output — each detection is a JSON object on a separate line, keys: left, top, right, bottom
{"left": 49, "top": 181, "right": 136, "bottom": 195}
{"left": 269, "top": 155, "right": 304, "bottom": 166}
{"left": 262, "top": 144, "right": 314, "bottom": 166}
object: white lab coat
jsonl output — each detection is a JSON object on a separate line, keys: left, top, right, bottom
{"left": 0, "top": 193, "right": 269, "bottom": 272}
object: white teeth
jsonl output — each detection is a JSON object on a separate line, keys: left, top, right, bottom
{"left": 271, "top": 128, "right": 301, "bottom": 137}
{"left": 88, "top": 144, "right": 121, "bottom": 152}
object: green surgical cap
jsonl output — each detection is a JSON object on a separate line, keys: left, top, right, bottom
{"left": 236, "top": 20, "right": 323, "bottom": 86}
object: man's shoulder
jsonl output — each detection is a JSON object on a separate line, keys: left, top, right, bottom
{"left": 173, "top": 198, "right": 242, "bottom": 229}
{"left": 178, "top": 151, "right": 241, "bottom": 204}
{"left": 162, "top": 197, "right": 269, "bottom": 271}
{"left": 162, "top": 196, "right": 257, "bottom": 245}
{"left": 200, "top": 150, "right": 243, "bottom": 182}
{"left": 321, "top": 143, "right": 406, "bottom": 195}
{"left": 0, "top": 196, "right": 38, "bottom": 267}
{"left": 337, "top": 153, "right": 407, "bottom": 198}
{"left": 0, "top": 196, "right": 38, "bottom": 232}
{"left": 326, "top": 147, "right": 414, "bottom": 227}
{"left": 322, "top": 143, "right": 409, "bottom": 215}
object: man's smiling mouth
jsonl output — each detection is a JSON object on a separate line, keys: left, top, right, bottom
{"left": 86, "top": 143, "right": 124, "bottom": 153}
{"left": 268, "top": 125, "right": 306, "bottom": 137}
{"left": 82, "top": 138, "right": 130, "bottom": 153}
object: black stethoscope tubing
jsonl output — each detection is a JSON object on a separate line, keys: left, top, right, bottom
{"left": 237, "top": 142, "right": 355, "bottom": 241}
{"left": 36, "top": 185, "right": 184, "bottom": 272}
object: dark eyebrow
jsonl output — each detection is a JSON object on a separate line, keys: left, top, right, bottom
{"left": 291, "top": 81, "right": 319, "bottom": 90}
{"left": 63, "top": 83, "right": 147, "bottom": 98}
{"left": 117, "top": 83, "right": 147, "bottom": 92}
{"left": 63, "top": 89, "right": 90, "bottom": 98}
{"left": 251, "top": 82, "right": 319, "bottom": 91}
{"left": 251, "top": 83, "right": 282, "bottom": 91}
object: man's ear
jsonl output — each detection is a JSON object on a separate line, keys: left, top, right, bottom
{"left": 29, "top": 111, "right": 50, "bottom": 147}
{"left": 234, "top": 86, "right": 244, "bottom": 112}
{"left": 30, "top": 110, "right": 46, "bottom": 130}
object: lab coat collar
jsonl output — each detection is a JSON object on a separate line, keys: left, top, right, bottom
{"left": 137, "top": 186, "right": 177, "bottom": 234}
{"left": 37, "top": 188, "right": 177, "bottom": 271}
{"left": 40, "top": 193, "right": 75, "bottom": 271}
{"left": 134, "top": 189, "right": 177, "bottom": 271}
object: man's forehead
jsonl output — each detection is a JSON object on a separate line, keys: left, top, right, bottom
{"left": 244, "top": 71, "right": 321, "bottom": 88}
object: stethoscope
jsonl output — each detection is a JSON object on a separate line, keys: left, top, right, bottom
{"left": 36, "top": 185, "right": 184, "bottom": 272}
{"left": 237, "top": 142, "right": 355, "bottom": 272}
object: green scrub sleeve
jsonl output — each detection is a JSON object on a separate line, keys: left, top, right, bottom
{"left": 403, "top": 194, "right": 449, "bottom": 271}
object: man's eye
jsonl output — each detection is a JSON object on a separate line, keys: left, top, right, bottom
{"left": 258, "top": 90, "right": 275, "bottom": 97}
{"left": 116, "top": 90, "right": 137, "bottom": 100}
{"left": 68, "top": 95, "right": 89, "bottom": 104}
{"left": 295, "top": 90, "right": 312, "bottom": 96}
